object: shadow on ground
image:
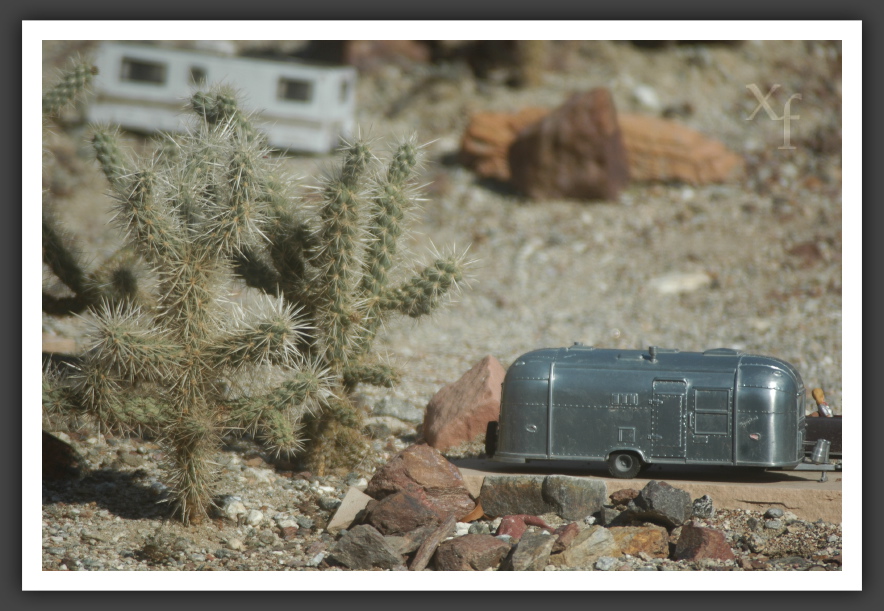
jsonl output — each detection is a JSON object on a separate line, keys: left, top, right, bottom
{"left": 42, "top": 468, "right": 171, "bottom": 521}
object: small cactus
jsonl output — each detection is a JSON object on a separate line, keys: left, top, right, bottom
{"left": 42, "top": 60, "right": 143, "bottom": 316}
{"left": 44, "top": 83, "right": 471, "bottom": 522}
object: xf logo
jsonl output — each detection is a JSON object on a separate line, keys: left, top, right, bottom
{"left": 745, "top": 84, "right": 802, "bottom": 150}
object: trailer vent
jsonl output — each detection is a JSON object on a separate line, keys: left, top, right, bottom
{"left": 703, "top": 348, "right": 742, "bottom": 356}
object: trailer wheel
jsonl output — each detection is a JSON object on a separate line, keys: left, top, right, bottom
{"left": 485, "top": 421, "right": 499, "bottom": 457}
{"left": 607, "top": 452, "right": 642, "bottom": 478}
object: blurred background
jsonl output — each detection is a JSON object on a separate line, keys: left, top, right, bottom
{"left": 40, "top": 39, "right": 844, "bottom": 413}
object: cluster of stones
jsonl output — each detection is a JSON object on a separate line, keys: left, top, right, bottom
{"left": 325, "top": 443, "right": 748, "bottom": 571}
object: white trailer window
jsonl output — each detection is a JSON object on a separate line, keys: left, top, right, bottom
{"left": 189, "top": 66, "right": 207, "bottom": 85}
{"left": 120, "top": 57, "right": 167, "bottom": 85}
{"left": 278, "top": 78, "right": 313, "bottom": 102}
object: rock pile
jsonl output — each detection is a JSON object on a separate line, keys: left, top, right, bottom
{"left": 322, "top": 443, "right": 841, "bottom": 571}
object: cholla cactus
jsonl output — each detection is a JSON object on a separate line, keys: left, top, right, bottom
{"left": 46, "top": 102, "right": 336, "bottom": 523}
{"left": 42, "top": 60, "right": 143, "bottom": 316}
{"left": 188, "top": 88, "right": 471, "bottom": 475}
{"left": 44, "top": 82, "right": 471, "bottom": 522}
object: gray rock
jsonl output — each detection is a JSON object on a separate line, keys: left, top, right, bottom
{"left": 542, "top": 475, "right": 607, "bottom": 521}
{"left": 318, "top": 495, "right": 341, "bottom": 511}
{"left": 626, "top": 480, "right": 692, "bottom": 530}
{"left": 215, "top": 495, "right": 247, "bottom": 522}
{"left": 373, "top": 397, "right": 424, "bottom": 423}
{"left": 595, "top": 556, "right": 619, "bottom": 571}
{"left": 469, "top": 522, "right": 492, "bottom": 535}
{"left": 433, "top": 534, "right": 512, "bottom": 571}
{"left": 296, "top": 516, "right": 315, "bottom": 529}
{"left": 559, "top": 525, "right": 621, "bottom": 568}
{"left": 502, "top": 532, "right": 556, "bottom": 571}
{"left": 409, "top": 515, "right": 457, "bottom": 571}
{"left": 383, "top": 526, "right": 435, "bottom": 556}
{"left": 597, "top": 506, "right": 624, "bottom": 526}
{"left": 764, "top": 519, "right": 783, "bottom": 530}
{"left": 328, "top": 524, "right": 405, "bottom": 570}
{"left": 764, "top": 507, "right": 785, "bottom": 520}
{"left": 692, "top": 495, "right": 715, "bottom": 519}
{"left": 480, "top": 475, "right": 552, "bottom": 517}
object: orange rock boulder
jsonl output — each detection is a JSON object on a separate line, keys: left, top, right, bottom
{"left": 422, "top": 355, "right": 506, "bottom": 452}
{"left": 618, "top": 113, "right": 744, "bottom": 184}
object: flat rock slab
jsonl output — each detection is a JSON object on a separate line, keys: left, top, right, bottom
{"left": 326, "top": 486, "right": 373, "bottom": 535}
{"left": 455, "top": 460, "right": 842, "bottom": 524}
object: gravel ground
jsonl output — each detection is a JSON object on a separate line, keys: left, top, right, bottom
{"left": 34, "top": 39, "right": 852, "bottom": 583}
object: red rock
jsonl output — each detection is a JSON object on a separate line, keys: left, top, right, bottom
{"left": 280, "top": 527, "right": 299, "bottom": 541}
{"left": 422, "top": 355, "right": 506, "bottom": 452}
{"left": 609, "top": 488, "right": 641, "bottom": 507}
{"left": 673, "top": 525, "right": 736, "bottom": 562}
{"left": 552, "top": 522, "right": 582, "bottom": 553}
{"left": 361, "top": 489, "right": 441, "bottom": 536}
{"left": 618, "top": 113, "right": 744, "bottom": 184}
{"left": 460, "top": 108, "right": 550, "bottom": 181}
{"left": 508, "top": 88, "right": 631, "bottom": 201}
{"left": 433, "top": 534, "right": 512, "bottom": 571}
{"left": 364, "top": 443, "right": 476, "bottom": 520}
{"left": 409, "top": 515, "right": 457, "bottom": 571}
{"left": 495, "top": 514, "right": 555, "bottom": 542}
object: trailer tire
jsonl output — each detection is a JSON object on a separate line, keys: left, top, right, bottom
{"left": 485, "top": 421, "right": 499, "bottom": 457}
{"left": 608, "top": 452, "right": 642, "bottom": 478}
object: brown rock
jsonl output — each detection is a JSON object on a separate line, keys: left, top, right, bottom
{"left": 609, "top": 488, "right": 641, "bottom": 507}
{"left": 552, "top": 522, "right": 582, "bottom": 553}
{"left": 618, "top": 113, "right": 744, "bottom": 184}
{"left": 502, "top": 531, "right": 556, "bottom": 571}
{"left": 364, "top": 443, "right": 476, "bottom": 520}
{"left": 609, "top": 525, "right": 669, "bottom": 558}
{"left": 433, "top": 534, "right": 512, "bottom": 571}
{"left": 280, "top": 526, "right": 299, "bottom": 541}
{"left": 508, "top": 88, "right": 630, "bottom": 201}
{"left": 673, "top": 525, "right": 736, "bottom": 562}
{"left": 327, "top": 524, "right": 405, "bottom": 570}
{"left": 409, "top": 515, "right": 457, "bottom": 571}
{"left": 495, "top": 514, "right": 555, "bottom": 542}
{"left": 460, "top": 108, "right": 550, "bottom": 181}
{"left": 422, "top": 355, "right": 506, "bottom": 452}
{"left": 42, "top": 431, "right": 85, "bottom": 482}
{"left": 558, "top": 525, "right": 622, "bottom": 568}
{"left": 361, "top": 489, "right": 441, "bottom": 536}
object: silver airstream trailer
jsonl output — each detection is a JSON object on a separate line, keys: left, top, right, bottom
{"left": 86, "top": 42, "right": 357, "bottom": 154}
{"left": 486, "top": 344, "right": 814, "bottom": 478}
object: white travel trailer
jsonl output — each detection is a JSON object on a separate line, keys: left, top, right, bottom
{"left": 86, "top": 42, "right": 357, "bottom": 154}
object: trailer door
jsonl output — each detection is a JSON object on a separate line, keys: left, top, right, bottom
{"left": 651, "top": 380, "right": 686, "bottom": 458}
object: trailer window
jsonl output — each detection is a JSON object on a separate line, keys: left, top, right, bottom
{"left": 189, "top": 66, "right": 207, "bottom": 85}
{"left": 339, "top": 79, "right": 351, "bottom": 103}
{"left": 694, "top": 388, "right": 729, "bottom": 435}
{"left": 120, "top": 57, "right": 167, "bottom": 85}
{"left": 278, "top": 78, "right": 313, "bottom": 102}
